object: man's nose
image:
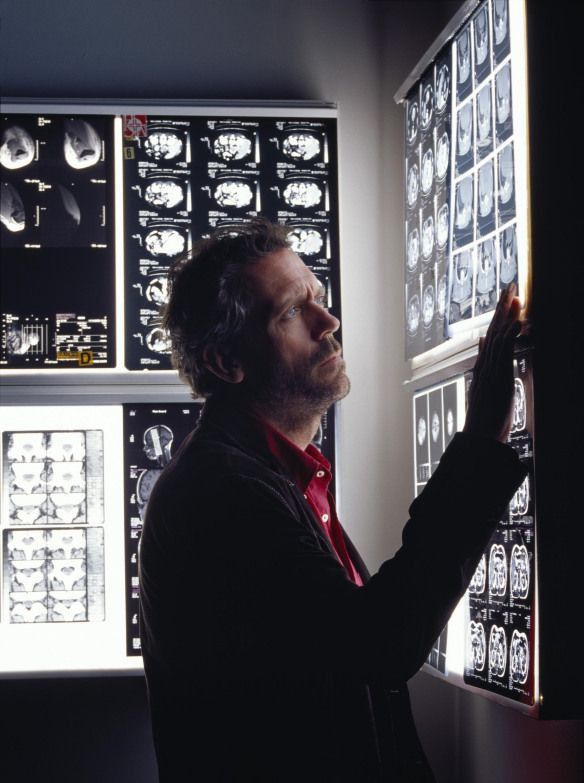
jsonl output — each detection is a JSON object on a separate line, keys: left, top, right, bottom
{"left": 311, "top": 304, "right": 340, "bottom": 340}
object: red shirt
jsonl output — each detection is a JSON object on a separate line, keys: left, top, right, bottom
{"left": 257, "top": 418, "right": 363, "bottom": 587}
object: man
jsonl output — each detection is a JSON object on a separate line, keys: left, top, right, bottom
{"left": 139, "top": 218, "right": 526, "bottom": 782}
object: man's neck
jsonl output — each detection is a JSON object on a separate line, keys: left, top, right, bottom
{"left": 249, "top": 404, "right": 321, "bottom": 450}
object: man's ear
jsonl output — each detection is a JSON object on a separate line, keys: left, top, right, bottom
{"left": 202, "top": 345, "right": 245, "bottom": 384}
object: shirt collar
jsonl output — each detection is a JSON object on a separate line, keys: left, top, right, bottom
{"left": 253, "top": 415, "right": 331, "bottom": 494}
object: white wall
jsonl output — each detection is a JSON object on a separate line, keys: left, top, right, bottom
{"left": 1, "top": 2, "right": 582, "bottom": 782}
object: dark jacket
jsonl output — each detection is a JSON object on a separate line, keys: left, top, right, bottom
{"left": 139, "top": 398, "right": 526, "bottom": 782}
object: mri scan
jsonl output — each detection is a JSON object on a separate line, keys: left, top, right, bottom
{"left": 469, "top": 620, "right": 486, "bottom": 672}
{"left": 214, "top": 180, "right": 254, "bottom": 208}
{"left": 283, "top": 181, "right": 322, "bottom": 209}
{"left": 499, "top": 224, "right": 518, "bottom": 286}
{"left": 144, "top": 228, "right": 186, "bottom": 258}
{"left": 510, "top": 475, "right": 530, "bottom": 517}
{"left": 489, "top": 543, "right": 507, "bottom": 597}
{"left": 489, "top": 625, "right": 507, "bottom": 677}
{"left": 421, "top": 148, "right": 434, "bottom": 195}
{"left": 213, "top": 132, "right": 252, "bottom": 161}
{"left": 407, "top": 100, "right": 419, "bottom": 145}
{"left": 0, "top": 125, "right": 35, "bottom": 169}
{"left": 510, "top": 544, "right": 530, "bottom": 600}
{"left": 144, "top": 180, "right": 184, "bottom": 210}
{"left": 407, "top": 226, "right": 420, "bottom": 271}
{"left": 1, "top": 181, "right": 25, "bottom": 233}
{"left": 435, "top": 132, "right": 450, "bottom": 181}
{"left": 407, "top": 294, "right": 420, "bottom": 336}
{"left": 288, "top": 227, "right": 324, "bottom": 257}
{"left": 435, "top": 63, "right": 450, "bottom": 113}
{"left": 422, "top": 215, "right": 434, "bottom": 260}
{"left": 469, "top": 555, "right": 486, "bottom": 595}
{"left": 422, "top": 284, "right": 435, "bottom": 327}
{"left": 63, "top": 119, "right": 101, "bottom": 169}
{"left": 282, "top": 133, "right": 320, "bottom": 161}
{"left": 144, "top": 131, "right": 183, "bottom": 161}
{"left": 511, "top": 377, "right": 526, "bottom": 433}
{"left": 510, "top": 629, "right": 529, "bottom": 684}
{"left": 407, "top": 162, "right": 419, "bottom": 208}
{"left": 421, "top": 83, "right": 434, "bottom": 130}
{"left": 436, "top": 202, "right": 449, "bottom": 248}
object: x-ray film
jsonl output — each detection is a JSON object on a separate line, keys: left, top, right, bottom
{"left": 0, "top": 115, "right": 116, "bottom": 369}
{"left": 402, "top": 0, "right": 527, "bottom": 359}
{"left": 123, "top": 116, "right": 339, "bottom": 370}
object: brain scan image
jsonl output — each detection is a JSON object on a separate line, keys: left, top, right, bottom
{"left": 10, "top": 561, "right": 46, "bottom": 592}
{"left": 437, "top": 275, "right": 448, "bottom": 319}
{"left": 49, "top": 592, "right": 87, "bottom": 622}
{"left": 407, "top": 294, "right": 420, "bottom": 335}
{"left": 145, "top": 180, "right": 184, "bottom": 210}
{"left": 46, "top": 529, "right": 86, "bottom": 559}
{"left": 9, "top": 462, "right": 45, "bottom": 494}
{"left": 512, "top": 377, "right": 526, "bottom": 432}
{"left": 457, "top": 103, "right": 473, "bottom": 158}
{"left": 478, "top": 161, "right": 494, "bottom": 218}
{"left": 9, "top": 494, "right": 46, "bottom": 525}
{"left": 496, "top": 64, "right": 512, "bottom": 126}
{"left": 146, "top": 276, "right": 170, "bottom": 307}
{"left": 417, "top": 416, "right": 427, "bottom": 447}
{"left": 49, "top": 493, "right": 85, "bottom": 524}
{"left": 455, "top": 177, "right": 473, "bottom": 230}
{"left": 436, "top": 132, "right": 449, "bottom": 181}
{"left": 46, "top": 432, "right": 86, "bottom": 462}
{"left": 511, "top": 544, "right": 530, "bottom": 600}
{"left": 421, "top": 148, "right": 434, "bottom": 194}
{"left": 283, "top": 181, "right": 322, "bottom": 209}
{"left": 489, "top": 625, "right": 507, "bottom": 677}
{"left": 145, "top": 327, "right": 172, "bottom": 354}
{"left": 1, "top": 181, "right": 25, "bottom": 232}
{"left": 214, "top": 180, "right": 254, "bottom": 208}
{"left": 421, "top": 84, "right": 434, "bottom": 130}
{"left": 47, "top": 559, "right": 86, "bottom": 591}
{"left": 500, "top": 225, "right": 518, "bottom": 286}
{"left": 469, "top": 554, "right": 486, "bottom": 594}
{"left": 288, "top": 227, "right": 324, "bottom": 256}
{"left": 469, "top": 621, "right": 486, "bottom": 671}
{"left": 143, "top": 424, "right": 174, "bottom": 466}
{"left": 435, "top": 64, "right": 450, "bottom": 112}
{"left": 407, "top": 163, "right": 419, "bottom": 207}
{"left": 510, "top": 475, "right": 530, "bottom": 517}
{"left": 422, "top": 284, "right": 435, "bottom": 327}
{"left": 6, "top": 530, "right": 47, "bottom": 561}
{"left": 407, "top": 227, "right": 419, "bottom": 271}
{"left": 407, "top": 100, "right": 419, "bottom": 144}
{"left": 450, "top": 250, "right": 472, "bottom": 303}
{"left": 46, "top": 462, "right": 85, "bottom": 493}
{"left": 282, "top": 133, "right": 320, "bottom": 161}
{"left": 457, "top": 27, "right": 471, "bottom": 88}
{"left": 144, "top": 131, "right": 183, "bottom": 161}
{"left": 9, "top": 596, "right": 48, "bottom": 623}
{"left": 214, "top": 132, "right": 252, "bottom": 161}
{"left": 437, "top": 202, "right": 449, "bottom": 248}
{"left": 474, "top": 7, "right": 489, "bottom": 68}
{"left": 489, "top": 544, "right": 507, "bottom": 597}
{"left": 510, "top": 630, "right": 529, "bottom": 684}
{"left": 494, "top": 0, "right": 509, "bottom": 46}
{"left": 7, "top": 432, "right": 45, "bottom": 462}
{"left": 63, "top": 120, "right": 101, "bottom": 169}
{"left": 430, "top": 410, "right": 440, "bottom": 444}
{"left": 1, "top": 125, "right": 35, "bottom": 169}
{"left": 498, "top": 145, "right": 514, "bottom": 205}
{"left": 422, "top": 215, "right": 434, "bottom": 260}
{"left": 145, "top": 228, "right": 185, "bottom": 258}
{"left": 477, "top": 83, "right": 493, "bottom": 147}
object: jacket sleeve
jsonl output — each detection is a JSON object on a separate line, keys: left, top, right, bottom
{"left": 153, "top": 432, "right": 527, "bottom": 685}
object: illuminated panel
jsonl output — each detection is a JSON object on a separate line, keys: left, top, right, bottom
{"left": 0, "top": 405, "right": 138, "bottom": 675}
{"left": 403, "top": 0, "right": 530, "bottom": 361}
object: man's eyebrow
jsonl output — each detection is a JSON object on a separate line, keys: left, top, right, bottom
{"left": 274, "top": 278, "right": 324, "bottom": 312}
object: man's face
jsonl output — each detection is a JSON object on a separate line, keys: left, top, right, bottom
{"left": 242, "top": 248, "right": 350, "bottom": 419}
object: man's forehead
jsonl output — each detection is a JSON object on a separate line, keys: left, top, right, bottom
{"left": 246, "top": 248, "right": 318, "bottom": 303}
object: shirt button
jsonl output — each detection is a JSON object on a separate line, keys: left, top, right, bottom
{"left": 321, "top": 513, "right": 329, "bottom": 523}
{"left": 316, "top": 470, "right": 326, "bottom": 478}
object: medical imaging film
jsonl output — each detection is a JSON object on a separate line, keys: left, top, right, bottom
{"left": 123, "top": 403, "right": 203, "bottom": 654}
{"left": 1, "top": 115, "right": 116, "bottom": 368}
{"left": 455, "top": 101, "right": 474, "bottom": 176}
{"left": 123, "top": 116, "right": 339, "bottom": 370}
{"left": 473, "top": 4, "right": 492, "bottom": 85}
{"left": 498, "top": 223, "right": 519, "bottom": 292}
{"left": 448, "top": 248, "right": 473, "bottom": 324}
{"left": 476, "top": 81, "right": 494, "bottom": 161}
{"left": 1, "top": 429, "right": 106, "bottom": 625}
{"left": 464, "top": 349, "right": 536, "bottom": 704}
{"left": 492, "top": 0, "right": 511, "bottom": 65}
{"left": 497, "top": 142, "right": 516, "bottom": 225}
{"left": 474, "top": 237, "right": 497, "bottom": 314}
{"left": 495, "top": 62, "right": 513, "bottom": 144}
{"left": 456, "top": 24, "right": 473, "bottom": 103}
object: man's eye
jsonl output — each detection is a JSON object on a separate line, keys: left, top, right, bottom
{"left": 284, "top": 305, "right": 301, "bottom": 319}
{"left": 316, "top": 294, "right": 328, "bottom": 309}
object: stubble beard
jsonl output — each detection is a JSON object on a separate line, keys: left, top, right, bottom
{"left": 245, "top": 337, "right": 350, "bottom": 433}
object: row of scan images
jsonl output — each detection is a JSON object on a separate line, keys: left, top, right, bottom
{"left": 467, "top": 622, "right": 529, "bottom": 686}
{"left": 403, "top": 0, "right": 522, "bottom": 358}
